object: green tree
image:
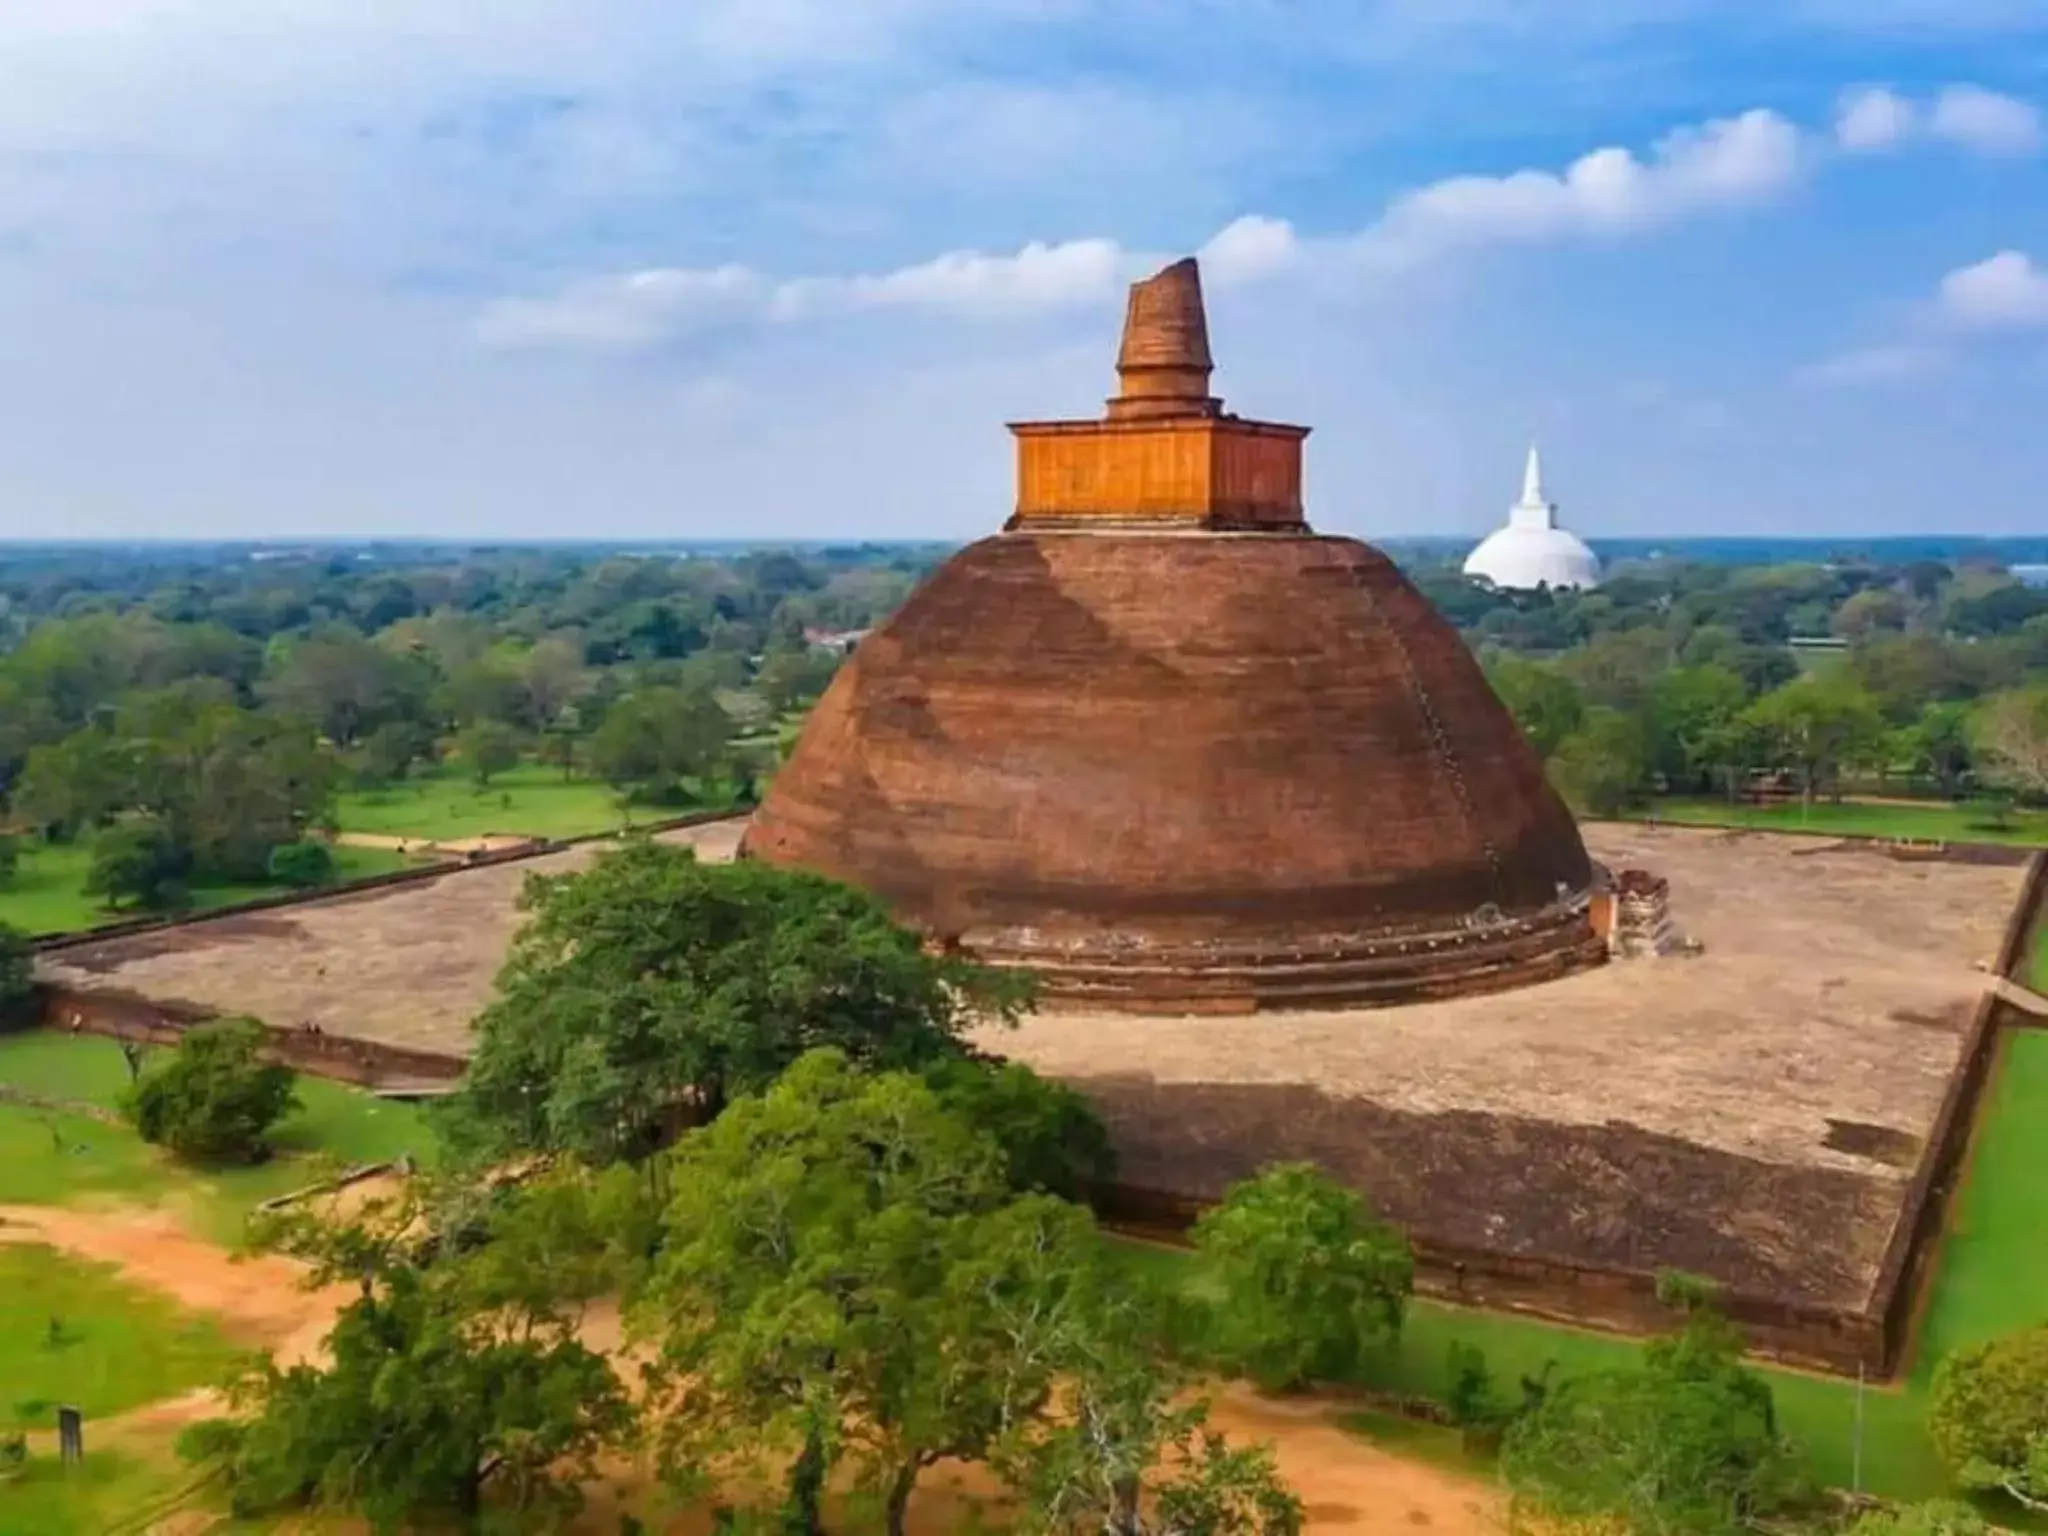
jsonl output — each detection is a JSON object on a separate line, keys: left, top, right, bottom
{"left": 636, "top": 1051, "right": 1290, "bottom": 1536}
{"left": 1927, "top": 1324, "right": 2048, "bottom": 1512}
{"left": 125, "top": 1018, "right": 299, "bottom": 1164}
{"left": 454, "top": 718, "right": 522, "bottom": 787}
{"left": 1973, "top": 685, "right": 2048, "bottom": 803}
{"left": 259, "top": 629, "right": 423, "bottom": 747}
{"left": 754, "top": 644, "right": 841, "bottom": 717}
{"left": 636, "top": 1052, "right": 1017, "bottom": 1533}
{"left": 1846, "top": 1502, "right": 1990, "bottom": 1536}
{"left": 1903, "top": 701, "right": 1975, "bottom": 799}
{"left": 1191, "top": 1162, "right": 1413, "bottom": 1391}
{"left": 1740, "top": 673, "right": 1889, "bottom": 809}
{"left": 996, "top": 1301, "right": 1302, "bottom": 1536}
{"left": 1547, "top": 706, "right": 1650, "bottom": 816}
{"left": 0, "top": 833, "right": 19, "bottom": 888}
{"left": 11, "top": 729, "right": 135, "bottom": 838}
{"left": 266, "top": 840, "right": 338, "bottom": 890}
{"left": 587, "top": 683, "right": 734, "bottom": 804}
{"left": 1646, "top": 664, "right": 1748, "bottom": 791}
{"left": 84, "top": 812, "right": 190, "bottom": 912}
{"left": 920, "top": 1054, "right": 1116, "bottom": 1199}
{"left": 1483, "top": 655, "right": 1584, "bottom": 760}
{"left": 352, "top": 719, "right": 436, "bottom": 788}
{"left": 0, "top": 921, "right": 34, "bottom": 1026}
{"left": 1500, "top": 1294, "right": 1806, "bottom": 1536}
{"left": 183, "top": 1183, "right": 631, "bottom": 1532}
{"left": 450, "top": 839, "right": 1032, "bottom": 1166}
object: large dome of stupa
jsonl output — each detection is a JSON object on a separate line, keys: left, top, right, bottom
{"left": 743, "top": 258, "right": 1603, "bottom": 1014}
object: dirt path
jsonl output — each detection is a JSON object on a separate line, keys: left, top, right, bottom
{"left": 0, "top": 1203, "right": 348, "bottom": 1370}
{"left": 0, "top": 1203, "right": 1503, "bottom": 1536}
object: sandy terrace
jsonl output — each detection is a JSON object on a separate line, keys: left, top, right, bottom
{"left": 41, "top": 818, "right": 748, "bottom": 1059}
{"left": 39, "top": 819, "right": 2026, "bottom": 1310}
{"left": 971, "top": 825, "right": 2026, "bottom": 1310}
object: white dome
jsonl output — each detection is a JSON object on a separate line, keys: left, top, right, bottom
{"left": 1464, "top": 525, "right": 1602, "bottom": 591}
{"left": 1462, "top": 444, "right": 1602, "bottom": 592}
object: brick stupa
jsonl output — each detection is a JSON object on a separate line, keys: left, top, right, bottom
{"left": 742, "top": 257, "right": 1604, "bottom": 1013}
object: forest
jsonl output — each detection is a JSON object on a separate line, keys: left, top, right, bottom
{"left": 3, "top": 537, "right": 2048, "bottom": 938}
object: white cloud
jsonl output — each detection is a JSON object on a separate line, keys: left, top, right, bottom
{"left": 1938, "top": 250, "right": 2048, "bottom": 328}
{"left": 475, "top": 266, "right": 767, "bottom": 351}
{"left": 1792, "top": 343, "right": 1946, "bottom": 388}
{"left": 487, "top": 106, "right": 1816, "bottom": 351}
{"left": 1357, "top": 109, "right": 1802, "bottom": 266}
{"left": 1833, "top": 83, "right": 2041, "bottom": 157}
{"left": 1199, "top": 216, "right": 1302, "bottom": 285}
{"left": 1928, "top": 84, "right": 2043, "bottom": 155}
{"left": 1834, "top": 86, "right": 1917, "bottom": 152}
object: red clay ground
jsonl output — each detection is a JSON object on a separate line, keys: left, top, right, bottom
{"left": 5, "top": 1202, "right": 1500, "bottom": 1536}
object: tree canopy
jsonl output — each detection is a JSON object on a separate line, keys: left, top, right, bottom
{"left": 448, "top": 838, "right": 1033, "bottom": 1166}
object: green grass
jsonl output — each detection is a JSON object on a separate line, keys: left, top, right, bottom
{"left": 1111, "top": 1030, "right": 2048, "bottom": 1502}
{"left": 0, "top": 1244, "right": 237, "bottom": 1432}
{"left": 333, "top": 762, "right": 638, "bottom": 841}
{"left": 0, "top": 1032, "right": 437, "bottom": 1245}
{"left": 0, "top": 841, "right": 412, "bottom": 939}
{"left": 0, "top": 1446, "right": 208, "bottom": 1536}
{"left": 1636, "top": 797, "right": 2048, "bottom": 846}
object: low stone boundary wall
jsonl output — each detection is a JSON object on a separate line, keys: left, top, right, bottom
{"left": 39, "top": 986, "right": 469, "bottom": 1088}
{"left": 31, "top": 807, "right": 749, "bottom": 958}
{"left": 1093, "top": 1182, "right": 1885, "bottom": 1376}
{"left": 1096, "top": 847, "right": 2047, "bottom": 1382}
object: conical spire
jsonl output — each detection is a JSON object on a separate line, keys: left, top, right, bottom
{"left": 1106, "top": 257, "right": 1222, "bottom": 421}
{"left": 1511, "top": 442, "right": 1556, "bottom": 529}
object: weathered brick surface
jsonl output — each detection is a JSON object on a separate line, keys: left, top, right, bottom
{"left": 745, "top": 529, "right": 1601, "bottom": 1009}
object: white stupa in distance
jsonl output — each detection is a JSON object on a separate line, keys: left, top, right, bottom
{"left": 1462, "top": 445, "right": 1602, "bottom": 592}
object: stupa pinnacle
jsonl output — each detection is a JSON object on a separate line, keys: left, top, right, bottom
{"left": 744, "top": 256, "right": 1602, "bottom": 1014}
{"left": 1106, "top": 256, "right": 1219, "bottom": 420}
{"left": 1006, "top": 257, "right": 1308, "bottom": 534}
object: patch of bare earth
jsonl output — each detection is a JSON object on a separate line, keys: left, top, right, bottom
{"left": 41, "top": 819, "right": 746, "bottom": 1059}
{"left": 3, "top": 1204, "right": 1497, "bottom": 1536}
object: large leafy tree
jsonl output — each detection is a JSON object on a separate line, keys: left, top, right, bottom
{"left": 587, "top": 683, "right": 734, "bottom": 804}
{"left": 1500, "top": 1284, "right": 1808, "bottom": 1536}
{"left": 183, "top": 1182, "right": 632, "bottom": 1533}
{"left": 125, "top": 1017, "right": 299, "bottom": 1164}
{"left": 0, "top": 921, "right": 34, "bottom": 1025}
{"left": 1973, "top": 685, "right": 2048, "bottom": 803}
{"left": 1645, "top": 664, "right": 1749, "bottom": 791}
{"left": 449, "top": 839, "right": 1032, "bottom": 1166}
{"left": 1190, "top": 1162, "right": 1412, "bottom": 1392}
{"left": 1547, "top": 706, "right": 1651, "bottom": 817}
{"left": 1927, "top": 1324, "right": 2048, "bottom": 1512}
{"left": 634, "top": 1050, "right": 1294, "bottom": 1536}
{"left": 920, "top": 1053, "right": 1116, "bottom": 1200}
{"left": 1483, "top": 654, "right": 1584, "bottom": 761}
{"left": 1740, "top": 672, "right": 1890, "bottom": 808}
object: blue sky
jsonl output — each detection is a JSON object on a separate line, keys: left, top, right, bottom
{"left": 1, "top": 2, "right": 2046, "bottom": 542}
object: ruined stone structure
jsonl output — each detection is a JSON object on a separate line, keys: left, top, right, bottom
{"left": 743, "top": 257, "right": 1606, "bottom": 1012}
{"left": 1590, "top": 867, "right": 1685, "bottom": 958}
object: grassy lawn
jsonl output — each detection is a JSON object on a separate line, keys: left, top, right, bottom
{"left": 0, "top": 841, "right": 412, "bottom": 940}
{"left": 1113, "top": 1029, "right": 2048, "bottom": 1502}
{"left": 0, "top": 1444, "right": 203, "bottom": 1536}
{"left": 1637, "top": 797, "right": 2048, "bottom": 846}
{"left": 0, "top": 1031, "right": 436, "bottom": 1245}
{"left": 0, "top": 1244, "right": 237, "bottom": 1431}
{"left": 334, "top": 761, "right": 734, "bottom": 842}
